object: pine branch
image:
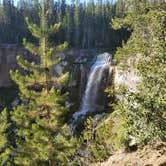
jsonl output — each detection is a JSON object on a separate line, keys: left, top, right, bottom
{"left": 16, "top": 56, "right": 41, "bottom": 72}
{"left": 25, "top": 17, "right": 42, "bottom": 39}
{"left": 47, "top": 22, "right": 61, "bottom": 35}
{"left": 23, "top": 38, "right": 41, "bottom": 56}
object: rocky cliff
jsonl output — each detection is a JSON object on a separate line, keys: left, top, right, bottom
{"left": 0, "top": 45, "right": 101, "bottom": 88}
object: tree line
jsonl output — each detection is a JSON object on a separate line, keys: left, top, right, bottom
{"left": 0, "top": 0, "right": 129, "bottom": 49}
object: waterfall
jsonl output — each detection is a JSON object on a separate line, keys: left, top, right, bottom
{"left": 73, "top": 53, "right": 112, "bottom": 119}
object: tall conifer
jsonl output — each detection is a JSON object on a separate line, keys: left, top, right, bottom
{"left": 10, "top": 0, "right": 76, "bottom": 165}
{"left": 0, "top": 109, "right": 11, "bottom": 165}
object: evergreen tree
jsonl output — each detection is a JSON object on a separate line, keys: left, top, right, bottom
{"left": 81, "top": 117, "right": 113, "bottom": 164}
{"left": 111, "top": 0, "right": 166, "bottom": 146}
{"left": 0, "top": 109, "right": 11, "bottom": 165}
{"left": 74, "top": 0, "right": 84, "bottom": 47}
{"left": 10, "top": 0, "right": 77, "bottom": 165}
{"left": 66, "top": 1, "right": 75, "bottom": 45}
{"left": 0, "top": 0, "right": 127, "bottom": 49}
{"left": 86, "top": 0, "right": 95, "bottom": 47}
{"left": 1, "top": 0, "right": 16, "bottom": 43}
{"left": 115, "top": 0, "right": 125, "bottom": 18}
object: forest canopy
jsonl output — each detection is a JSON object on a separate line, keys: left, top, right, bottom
{"left": 0, "top": 0, "right": 129, "bottom": 49}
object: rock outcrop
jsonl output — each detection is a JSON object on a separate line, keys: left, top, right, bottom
{"left": 0, "top": 44, "right": 38, "bottom": 87}
{"left": 114, "top": 56, "right": 140, "bottom": 92}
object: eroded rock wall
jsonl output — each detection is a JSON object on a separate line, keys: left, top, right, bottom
{"left": 0, "top": 45, "right": 101, "bottom": 88}
{"left": 114, "top": 56, "right": 140, "bottom": 92}
{"left": 0, "top": 45, "right": 34, "bottom": 87}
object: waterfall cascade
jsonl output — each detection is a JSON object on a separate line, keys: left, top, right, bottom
{"left": 73, "top": 52, "right": 112, "bottom": 119}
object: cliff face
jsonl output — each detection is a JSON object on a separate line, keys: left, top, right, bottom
{"left": 0, "top": 46, "right": 102, "bottom": 112}
{"left": 65, "top": 49, "right": 98, "bottom": 112}
{"left": 114, "top": 56, "right": 140, "bottom": 92}
{"left": 0, "top": 45, "right": 100, "bottom": 88}
{"left": 0, "top": 46, "right": 139, "bottom": 116}
{"left": 0, "top": 45, "right": 35, "bottom": 87}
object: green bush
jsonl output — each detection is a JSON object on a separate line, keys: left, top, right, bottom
{"left": 79, "top": 117, "right": 114, "bottom": 164}
{"left": 111, "top": 0, "right": 166, "bottom": 147}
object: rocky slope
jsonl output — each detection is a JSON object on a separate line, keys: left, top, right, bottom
{"left": 92, "top": 142, "right": 166, "bottom": 166}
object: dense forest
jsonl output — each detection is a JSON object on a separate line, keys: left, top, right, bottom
{"left": 0, "top": 0, "right": 165, "bottom": 165}
{"left": 0, "top": 0, "right": 129, "bottom": 49}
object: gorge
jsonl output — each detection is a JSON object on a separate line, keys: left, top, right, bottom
{"left": 0, "top": 45, "right": 138, "bottom": 119}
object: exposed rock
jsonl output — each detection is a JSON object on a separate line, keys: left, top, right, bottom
{"left": 61, "top": 61, "right": 68, "bottom": 66}
{"left": 114, "top": 56, "right": 140, "bottom": 92}
{"left": 93, "top": 113, "right": 107, "bottom": 121}
{"left": 0, "top": 45, "right": 37, "bottom": 87}
{"left": 128, "top": 136, "right": 137, "bottom": 147}
{"left": 74, "top": 56, "right": 88, "bottom": 64}
{"left": 52, "top": 64, "right": 63, "bottom": 76}
{"left": 65, "top": 101, "right": 74, "bottom": 108}
{"left": 0, "top": 46, "right": 99, "bottom": 88}
{"left": 11, "top": 98, "right": 20, "bottom": 107}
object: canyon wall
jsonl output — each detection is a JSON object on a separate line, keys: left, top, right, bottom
{"left": 114, "top": 56, "right": 140, "bottom": 92}
{"left": 0, "top": 44, "right": 33, "bottom": 87}
{"left": 0, "top": 44, "right": 103, "bottom": 114}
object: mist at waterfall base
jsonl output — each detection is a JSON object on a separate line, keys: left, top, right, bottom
{"left": 73, "top": 52, "right": 112, "bottom": 120}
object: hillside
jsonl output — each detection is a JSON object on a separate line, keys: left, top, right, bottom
{"left": 93, "top": 142, "right": 166, "bottom": 166}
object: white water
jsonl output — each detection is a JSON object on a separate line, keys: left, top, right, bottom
{"left": 73, "top": 53, "right": 111, "bottom": 119}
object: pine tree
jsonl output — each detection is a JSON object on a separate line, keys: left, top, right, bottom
{"left": 65, "top": 0, "right": 75, "bottom": 45}
{"left": 115, "top": 0, "right": 125, "bottom": 18}
{"left": 10, "top": 0, "right": 77, "bottom": 165}
{"left": 0, "top": 109, "right": 11, "bottom": 165}
{"left": 81, "top": 117, "right": 113, "bottom": 164}
{"left": 74, "top": 0, "right": 84, "bottom": 47}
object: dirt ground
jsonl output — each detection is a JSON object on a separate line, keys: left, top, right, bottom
{"left": 92, "top": 142, "right": 166, "bottom": 166}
